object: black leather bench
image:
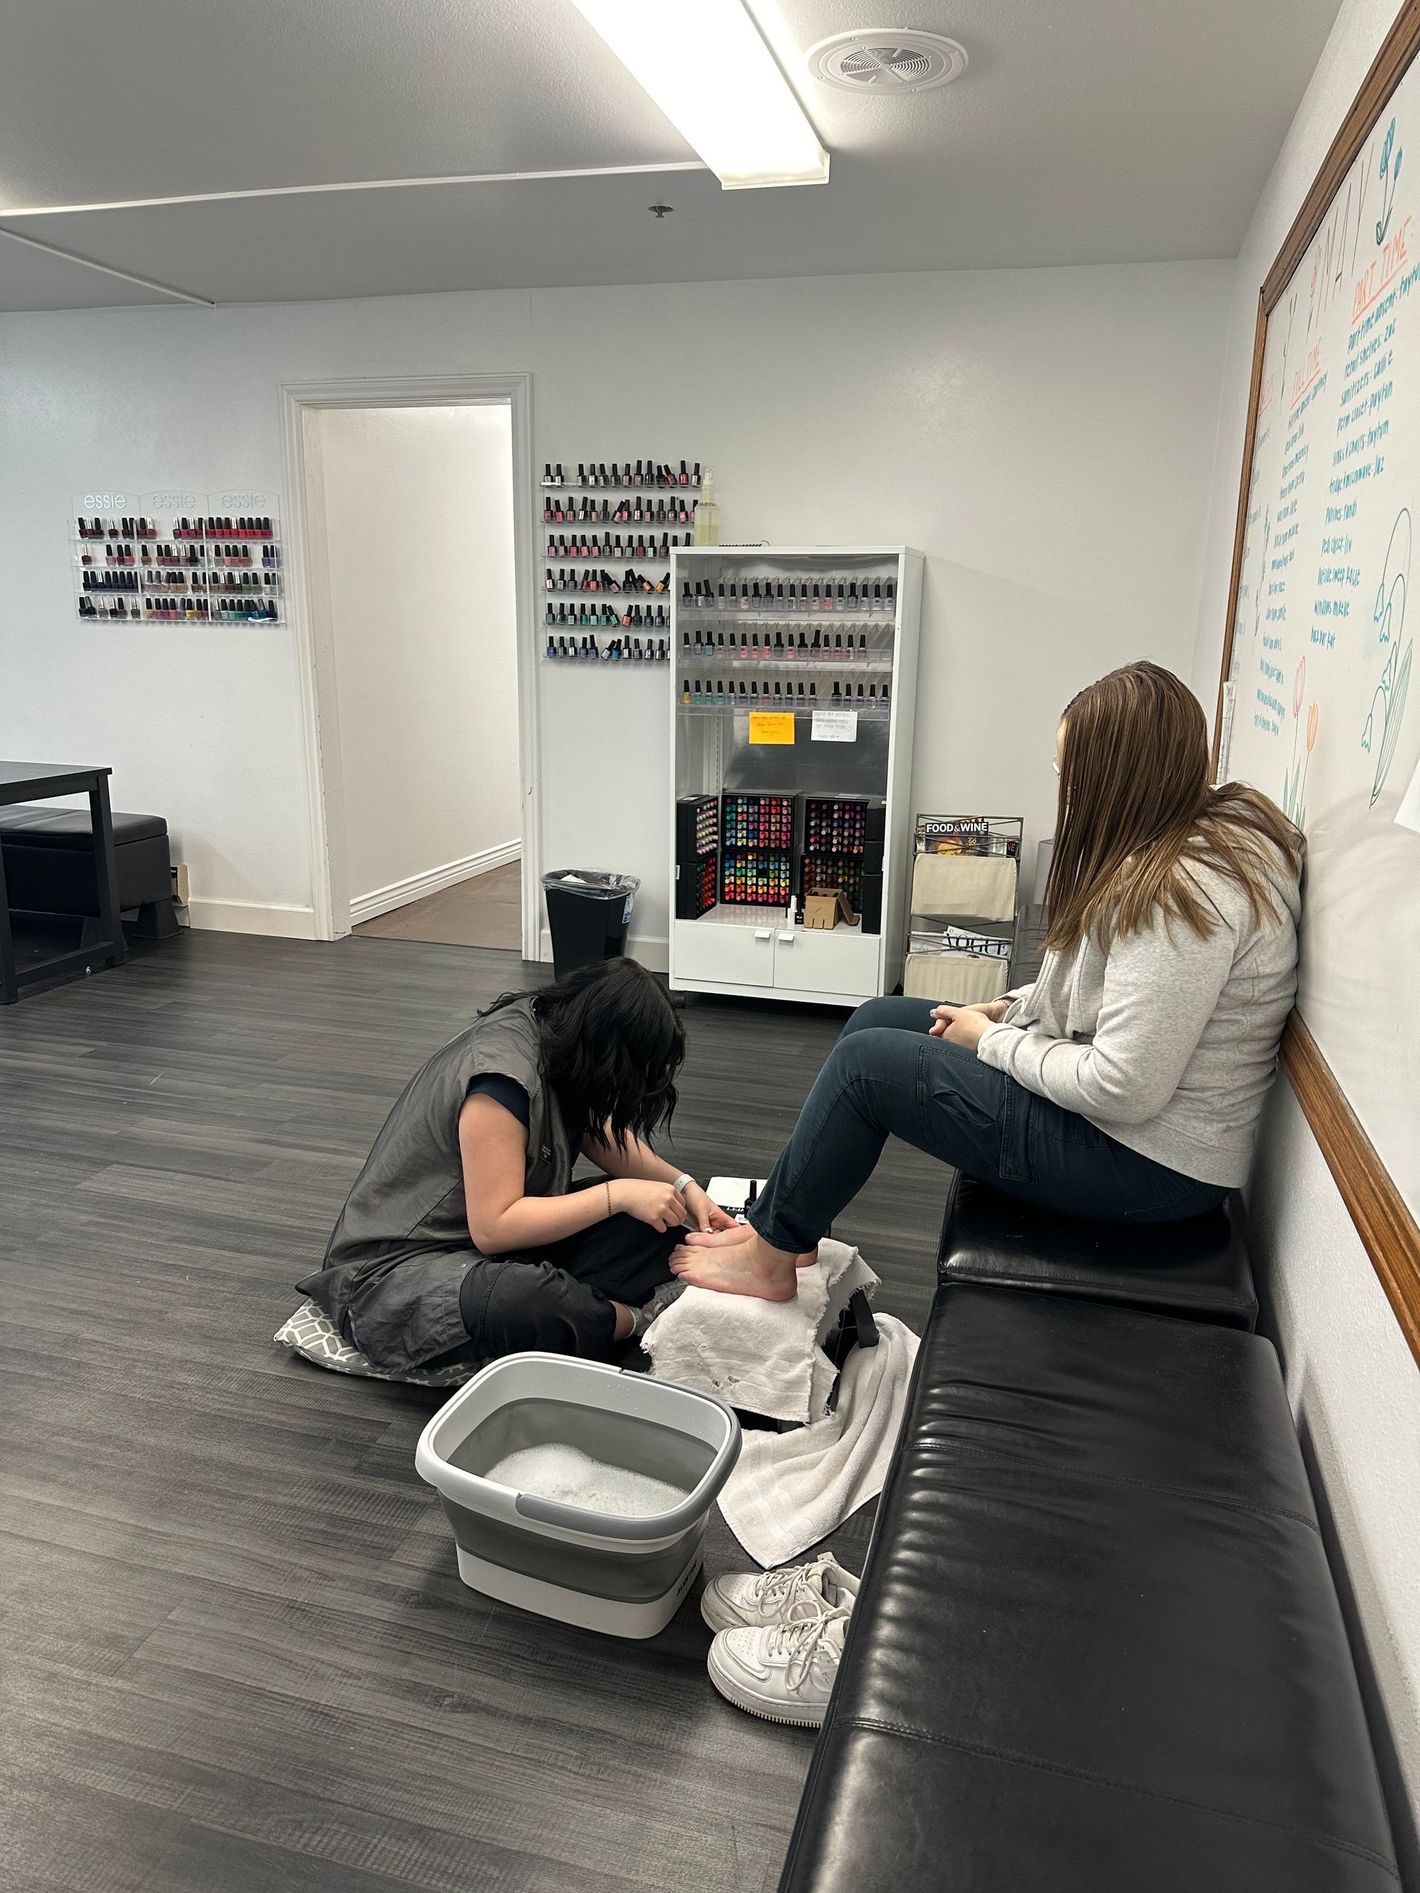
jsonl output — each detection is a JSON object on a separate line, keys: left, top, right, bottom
{"left": 0, "top": 805, "right": 178, "bottom": 942}
{"left": 938, "top": 1170, "right": 1259, "bottom": 1329}
{"left": 779, "top": 1191, "right": 1399, "bottom": 1893}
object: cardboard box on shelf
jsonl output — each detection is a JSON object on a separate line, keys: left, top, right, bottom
{"left": 804, "top": 886, "right": 859, "bottom": 930}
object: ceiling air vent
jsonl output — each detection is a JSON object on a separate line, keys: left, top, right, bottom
{"left": 808, "top": 30, "right": 968, "bottom": 93}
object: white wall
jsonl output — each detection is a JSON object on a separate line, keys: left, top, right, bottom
{"left": 0, "top": 260, "right": 1232, "bottom": 952}
{"left": 1189, "top": 0, "right": 1420, "bottom": 1851}
{"left": 314, "top": 403, "right": 519, "bottom": 918}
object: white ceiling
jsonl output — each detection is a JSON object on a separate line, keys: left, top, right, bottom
{"left": 0, "top": 0, "right": 1344, "bottom": 310}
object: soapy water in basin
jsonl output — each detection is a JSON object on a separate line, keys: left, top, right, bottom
{"left": 446, "top": 1396, "right": 714, "bottom": 1519}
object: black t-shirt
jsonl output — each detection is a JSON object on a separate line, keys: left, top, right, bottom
{"left": 466, "top": 1072, "right": 531, "bottom": 1127}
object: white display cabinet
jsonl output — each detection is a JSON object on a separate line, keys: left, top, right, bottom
{"left": 669, "top": 545, "right": 922, "bottom": 1007}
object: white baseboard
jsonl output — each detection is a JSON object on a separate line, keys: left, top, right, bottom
{"left": 350, "top": 841, "right": 522, "bottom": 926}
{"left": 187, "top": 898, "right": 320, "bottom": 940}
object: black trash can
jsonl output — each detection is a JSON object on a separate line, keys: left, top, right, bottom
{"left": 542, "top": 870, "right": 640, "bottom": 979}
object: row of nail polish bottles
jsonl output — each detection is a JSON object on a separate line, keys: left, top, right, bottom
{"left": 545, "top": 636, "right": 670, "bottom": 662}
{"left": 543, "top": 494, "right": 697, "bottom": 526}
{"left": 544, "top": 566, "right": 672, "bottom": 596}
{"left": 542, "top": 460, "right": 701, "bottom": 489}
{"left": 546, "top": 533, "right": 688, "bottom": 561}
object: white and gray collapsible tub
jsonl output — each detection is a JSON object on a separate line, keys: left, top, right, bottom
{"left": 415, "top": 1351, "right": 741, "bottom": 1639}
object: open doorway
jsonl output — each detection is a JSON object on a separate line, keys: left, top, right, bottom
{"left": 285, "top": 377, "right": 539, "bottom": 955}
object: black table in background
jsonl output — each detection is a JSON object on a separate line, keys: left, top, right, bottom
{"left": 0, "top": 761, "right": 126, "bottom": 1003}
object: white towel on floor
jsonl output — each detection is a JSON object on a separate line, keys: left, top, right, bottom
{"left": 717, "top": 1312, "right": 919, "bottom": 1568}
{"left": 641, "top": 1238, "right": 877, "bottom": 1425}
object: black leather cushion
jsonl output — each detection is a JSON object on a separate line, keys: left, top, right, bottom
{"left": 939, "top": 1171, "right": 1258, "bottom": 1329}
{"left": 0, "top": 804, "right": 166, "bottom": 846}
{"left": 0, "top": 807, "right": 171, "bottom": 914}
{"left": 780, "top": 1285, "right": 1398, "bottom": 1893}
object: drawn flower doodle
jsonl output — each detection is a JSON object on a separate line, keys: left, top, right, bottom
{"left": 1376, "top": 118, "right": 1403, "bottom": 243}
{"left": 1361, "top": 507, "right": 1412, "bottom": 806}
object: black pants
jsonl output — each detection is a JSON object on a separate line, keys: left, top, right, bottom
{"left": 454, "top": 1183, "right": 680, "bottom": 1363}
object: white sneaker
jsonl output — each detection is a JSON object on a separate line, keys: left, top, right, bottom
{"left": 700, "top": 1554, "right": 859, "bottom": 1635}
{"left": 707, "top": 1609, "right": 850, "bottom": 1727}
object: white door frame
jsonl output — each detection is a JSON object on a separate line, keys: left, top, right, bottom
{"left": 280, "top": 373, "right": 540, "bottom": 955}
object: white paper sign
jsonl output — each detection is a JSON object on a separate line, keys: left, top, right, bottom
{"left": 811, "top": 710, "right": 858, "bottom": 743}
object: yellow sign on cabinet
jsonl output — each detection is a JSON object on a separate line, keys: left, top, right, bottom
{"left": 748, "top": 712, "right": 796, "bottom": 746}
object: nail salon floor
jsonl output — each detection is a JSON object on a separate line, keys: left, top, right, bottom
{"left": 0, "top": 931, "right": 944, "bottom": 1893}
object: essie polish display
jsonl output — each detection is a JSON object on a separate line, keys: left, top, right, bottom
{"left": 71, "top": 493, "right": 284, "bottom": 625}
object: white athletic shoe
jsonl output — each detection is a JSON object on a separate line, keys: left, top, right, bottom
{"left": 707, "top": 1609, "right": 850, "bottom": 1727}
{"left": 700, "top": 1554, "right": 860, "bottom": 1635}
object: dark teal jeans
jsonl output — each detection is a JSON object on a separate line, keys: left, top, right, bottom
{"left": 747, "top": 996, "right": 1225, "bottom": 1253}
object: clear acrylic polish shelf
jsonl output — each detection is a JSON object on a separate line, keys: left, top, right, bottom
{"left": 669, "top": 545, "right": 922, "bottom": 1010}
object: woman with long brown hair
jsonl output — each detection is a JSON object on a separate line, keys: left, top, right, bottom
{"left": 672, "top": 661, "right": 1304, "bottom": 1301}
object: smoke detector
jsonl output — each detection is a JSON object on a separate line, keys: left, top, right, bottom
{"left": 807, "top": 29, "right": 968, "bottom": 93}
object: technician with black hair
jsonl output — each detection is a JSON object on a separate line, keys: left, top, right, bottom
{"left": 298, "top": 959, "right": 730, "bottom": 1373}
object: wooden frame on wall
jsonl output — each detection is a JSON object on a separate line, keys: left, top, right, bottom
{"left": 1214, "top": 0, "right": 1420, "bottom": 1366}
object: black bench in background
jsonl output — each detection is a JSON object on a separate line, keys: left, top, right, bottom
{"left": 0, "top": 804, "right": 178, "bottom": 948}
{"left": 779, "top": 1181, "right": 1400, "bottom": 1893}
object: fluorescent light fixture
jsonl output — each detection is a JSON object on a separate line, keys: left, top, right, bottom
{"left": 569, "top": 0, "right": 829, "bottom": 190}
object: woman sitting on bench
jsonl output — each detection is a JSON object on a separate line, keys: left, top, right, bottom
{"left": 298, "top": 958, "right": 731, "bottom": 1373}
{"left": 673, "top": 661, "right": 1304, "bottom": 1301}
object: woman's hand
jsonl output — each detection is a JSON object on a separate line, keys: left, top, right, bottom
{"left": 929, "top": 1003, "right": 1000, "bottom": 1050}
{"left": 681, "top": 1182, "right": 736, "bottom": 1235}
{"left": 609, "top": 1178, "right": 688, "bottom": 1232}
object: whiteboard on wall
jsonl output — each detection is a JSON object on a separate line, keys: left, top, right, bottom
{"left": 1220, "top": 7, "right": 1420, "bottom": 1257}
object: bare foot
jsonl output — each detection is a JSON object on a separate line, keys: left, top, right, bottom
{"left": 669, "top": 1228, "right": 800, "bottom": 1300}
{"left": 679, "top": 1227, "right": 821, "bottom": 1267}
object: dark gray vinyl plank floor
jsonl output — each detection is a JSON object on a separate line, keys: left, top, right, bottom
{"left": 0, "top": 931, "right": 946, "bottom": 1893}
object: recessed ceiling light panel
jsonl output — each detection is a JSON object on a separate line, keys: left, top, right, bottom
{"left": 808, "top": 29, "right": 968, "bottom": 93}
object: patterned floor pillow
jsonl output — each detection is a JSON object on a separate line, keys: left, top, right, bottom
{"left": 274, "top": 1299, "right": 478, "bottom": 1387}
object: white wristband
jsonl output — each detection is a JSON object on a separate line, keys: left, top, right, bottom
{"left": 672, "top": 1172, "right": 695, "bottom": 1195}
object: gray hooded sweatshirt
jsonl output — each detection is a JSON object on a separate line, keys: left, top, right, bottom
{"left": 977, "top": 847, "right": 1301, "bottom": 1187}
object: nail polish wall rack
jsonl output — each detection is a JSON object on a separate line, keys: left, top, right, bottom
{"left": 71, "top": 491, "right": 283, "bottom": 626}
{"left": 670, "top": 546, "right": 923, "bottom": 1007}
